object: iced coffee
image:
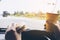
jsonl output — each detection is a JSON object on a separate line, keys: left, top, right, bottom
{"left": 46, "top": 13, "right": 59, "bottom": 23}
{"left": 45, "top": 13, "right": 59, "bottom": 32}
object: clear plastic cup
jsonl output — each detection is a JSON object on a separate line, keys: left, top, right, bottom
{"left": 46, "top": 13, "right": 59, "bottom": 23}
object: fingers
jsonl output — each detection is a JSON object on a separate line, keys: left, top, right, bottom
{"left": 11, "top": 23, "right": 14, "bottom": 27}
{"left": 6, "top": 23, "right": 15, "bottom": 32}
{"left": 15, "top": 23, "right": 21, "bottom": 28}
{"left": 12, "top": 23, "right": 21, "bottom": 31}
{"left": 6, "top": 23, "right": 26, "bottom": 32}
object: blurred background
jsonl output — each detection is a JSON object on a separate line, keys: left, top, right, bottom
{"left": 0, "top": 0, "right": 60, "bottom": 40}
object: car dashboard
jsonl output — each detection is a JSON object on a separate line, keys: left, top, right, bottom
{"left": 0, "top": 28, "right": 7, "bottom": 40}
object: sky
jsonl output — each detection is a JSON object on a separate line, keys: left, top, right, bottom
{"left": 0, "top": 0, "right": 60, "bottom": 14}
